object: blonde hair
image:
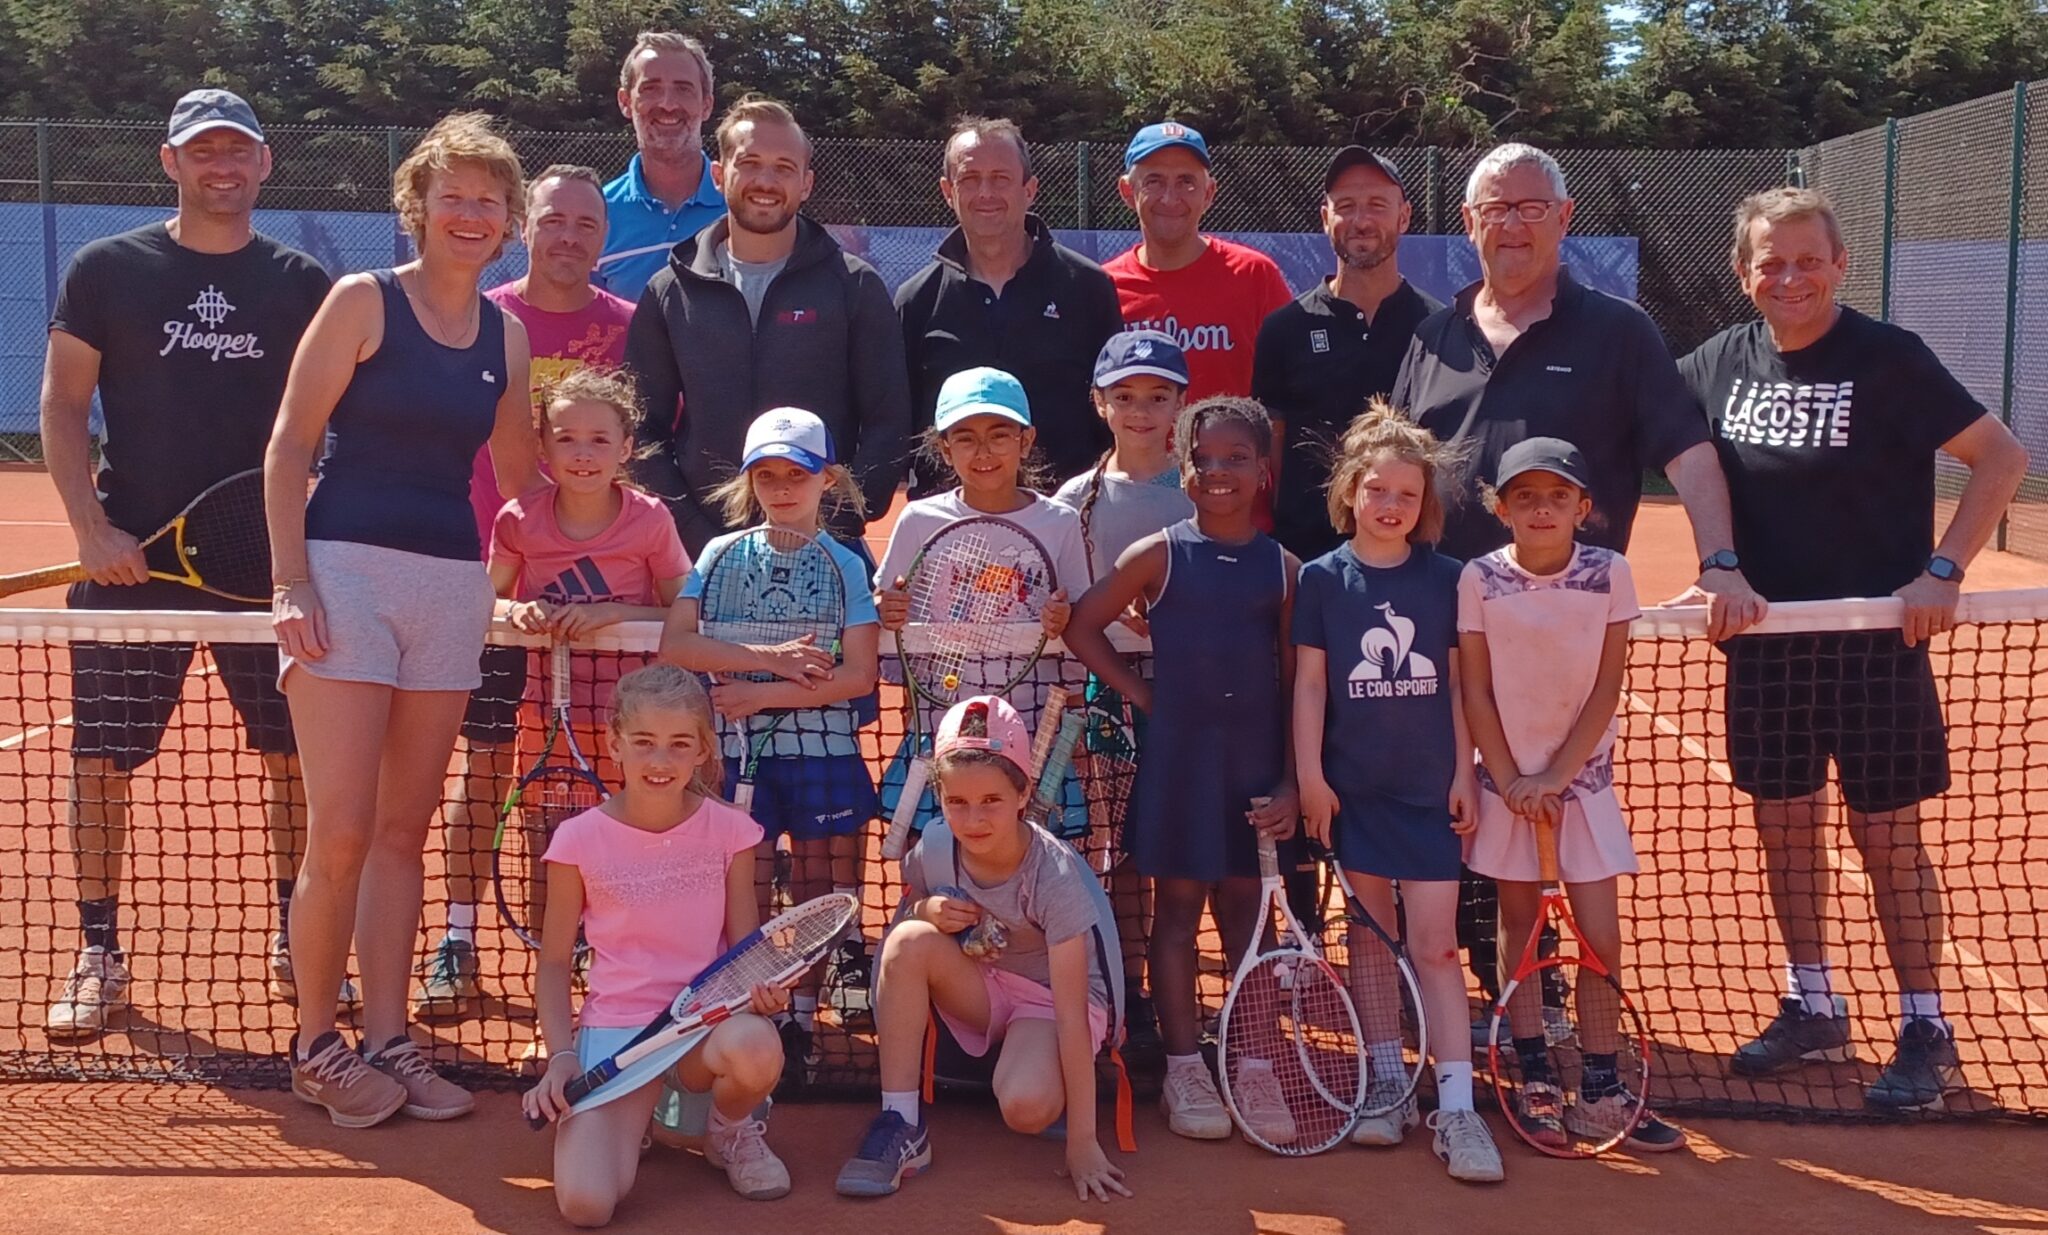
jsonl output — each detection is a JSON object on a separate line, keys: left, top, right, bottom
{"left": 619, "top": 31, "right": 714, "bottom": 97}
{"left": 609, "top": 663, "right": 723, "bottom": 799}
{"left": 539, "top": 366, "right": 644, "bottom": 439}
{"left": 1730, "top": 186, "right": 1844, "bottom": 272}
{"left": 716, "top": 95, "right": 811, "bottom": 164}
{"left": 1325, "top": 399, "right": 1455, "bottom": 544}
{"left": 392, "top": 112, "right": 525, "bottom": 261}
{"left": 709, "top": 460, "right": 865, "bottom": 527}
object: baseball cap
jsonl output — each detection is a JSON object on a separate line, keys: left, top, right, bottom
{"left": 1094, "top": 330, "right": 1190, "bottom": 389}
{"left": 934, "top": 367, "right": 1031, "bottom": 432}
{"left": 1323, "top": 146, "right": 1405, "bottom": 197}
{"left": 934, "top": 696, "right": 1032, "bottom": 777}
{"left": 1495, "top": 436, "right": 1591, "bottom": 491}
{"left": 742, "top": 407, "right": 834, "bottom": 473}
{"left": 1124, "top": 121, "right": 1210, "bottom": 172}
{"left": 166, "top": 89, "right": 265, "bottom": 147}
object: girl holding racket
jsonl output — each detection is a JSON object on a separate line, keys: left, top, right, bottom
{"left": 1291, "top": 403, "right": 1500, "bottom": 1180}
{"left": 1064, "top": 396, "right": 1300, "bottom": 1143}
{"left": 661, "top": 407, "right": 881, "bottom": 1074}
{"left": 524, "top": 664, "right": 792, "bottom": 1220}
{"left": 1457, "top": 437, "right": 1685, "bottom": 1154}
{"left": 836, "top": 696, "right": 1128, "bottom": 1203}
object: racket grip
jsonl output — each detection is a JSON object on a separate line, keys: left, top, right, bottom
{"left": 1534, "top": 817, "right": 1561, "bottom": 884}
{"left": 0, "top": 562, "right": 90, "bottom": 599}
{"left": 734, "top": 782, "right": 756, "bottom": 813}
{"left": 526, "top": 1111, "right": 548, "bottom": 1131}
{"left": 881, "top": 761, "right": 928, "bottom": 860}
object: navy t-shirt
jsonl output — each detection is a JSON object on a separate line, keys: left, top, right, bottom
{"left": 1291, "top": 545, "right": 1462, "bottom": 808}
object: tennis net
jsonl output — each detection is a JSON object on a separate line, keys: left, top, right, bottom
{"left": 0, "top": 594, "right": 2042, "bottom": 1120}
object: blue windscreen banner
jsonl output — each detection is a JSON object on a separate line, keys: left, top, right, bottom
{"left": 0, "top": 203, "right": 1641, "bottom": 434}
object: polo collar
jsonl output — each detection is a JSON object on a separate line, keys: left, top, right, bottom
{"left": 622, "top": 151, "right": 722, "bottom": 214}
{"left": 1453, "top": 265, "right": 1584, "bottom": 318}
{"left": 935, "top": 214, "right": 1054, "bottom": 277}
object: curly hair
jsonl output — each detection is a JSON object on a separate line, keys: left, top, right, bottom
{"left": 1324, "top": 398, "right": 1458, "bottom": 544}
{"left": 538, "top": 366, "right": 644, "bottom": 439}
{"left": 392, "top": 112, "right": 524, "bottom": 261}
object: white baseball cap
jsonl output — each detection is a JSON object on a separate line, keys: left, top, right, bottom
{"left": 742, "top": 407, "right": 834, "bottom": 473}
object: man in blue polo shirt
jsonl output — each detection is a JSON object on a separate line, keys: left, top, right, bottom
{"left": 596, "top": 31, "right": 728, "bottom": 299}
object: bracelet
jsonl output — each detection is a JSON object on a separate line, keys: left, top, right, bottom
{"left": 272, "top": 579, "right": 308, "bottom": 597}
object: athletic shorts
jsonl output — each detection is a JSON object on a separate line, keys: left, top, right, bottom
{"left": 66, "top": 578, "right": 293, "bottom": 771}
{"left": 460, "top": 643, "right": 530, "bottom": 745}
{"left": 281, "top": 540, "right": 493, "bottom": 692}
{"left": 935, "top": 964, "right": 1111, "bottom": 1059}
{"left": 1725, "top": 631, "right": 1950, "bottom": 815}
{"left": 722, "top": 753, "right": 877, "bottom": 842}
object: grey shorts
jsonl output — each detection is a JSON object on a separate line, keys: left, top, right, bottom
{"left": 281, "top": 539, "right": 494, "bottom": 692}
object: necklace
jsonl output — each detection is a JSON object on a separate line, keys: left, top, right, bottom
{"left": 402, "top": 269, "right": 478, "bottom": 346}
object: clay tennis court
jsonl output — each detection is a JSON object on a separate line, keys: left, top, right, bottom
{"left": 3, "top": 466, "right": 2046, "bottom": 1233}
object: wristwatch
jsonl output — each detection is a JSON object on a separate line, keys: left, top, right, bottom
{"left": 1699, "top": 549, "right": 1741, "bottom": 574}
{"left": 1927, "top": 554, "right": 1965, "bottom": 583}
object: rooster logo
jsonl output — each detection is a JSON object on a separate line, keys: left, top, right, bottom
{"left": 1350, "top": 602, "right": 1435, "bottom": 682}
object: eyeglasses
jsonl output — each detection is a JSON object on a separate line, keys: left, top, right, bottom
{"left": 943, "top": 426, "right": 1024, "bottom": 454}
{"left": 1471, "top": 199, "right": 1561, "bottom": 225}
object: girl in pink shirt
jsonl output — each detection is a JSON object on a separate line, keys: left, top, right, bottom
{"left": 523, "top": 664, "right": 792, "bottom": 1219}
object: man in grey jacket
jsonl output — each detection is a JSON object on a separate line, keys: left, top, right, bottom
{"left": 626, "top": 95, "right": 912, "bottom": 555}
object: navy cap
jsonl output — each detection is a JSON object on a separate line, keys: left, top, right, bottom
{"left": 1094, "top": 330, "right": 1189, "bottom": 389}
{"left": 1495, "top": 436, "right": 1591, "bottom": 490}
{"left": 1324, "top": 146, "right": 1405, "bottom": 197}
{"left": 1124, "top": 122, "right": 1210, "bottom": 172}
{"left": 166, "top": 88, "right": 265, "bottom": 147}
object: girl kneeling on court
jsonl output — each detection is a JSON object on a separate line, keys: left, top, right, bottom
{"left": 835, "top": 696, "right": 1129, "bottom": 1204}
{"left": 524, "top": 664, "right": 791, "bottom": 1224}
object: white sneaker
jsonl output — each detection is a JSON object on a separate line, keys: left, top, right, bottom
{"left": 1429, "top": 1108, "right": 1504, "bottom": 1183}
{"left": 268, "top": 932, "right": 359, "bottom": 1013}
{"left": 707, "top": 1109, "right": 791, "bottom": 1200}
{"left": 1349, "top": 1089, "right": 1420, "bottom": 1146}
{"left": 1160, "top": 1062, "right": 1232, "bottom": 1140}
{"left": 1229, "top": 1058, "right": 1298, "bottom": 1146}
{"left": 47, "top": 946, "right": 131, "bottom": 1040}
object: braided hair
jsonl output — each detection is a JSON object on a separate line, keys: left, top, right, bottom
{"left": 1173, "top": 395, "right": 1275, "bottom": 476}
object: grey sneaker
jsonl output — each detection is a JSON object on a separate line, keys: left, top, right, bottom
{"left": 1565, "top": 1091, "right": 1689, "bottom": 1152}
{"left": 707, "top": 1110, "right": 791, "bottom": 1199}
{"left": 1730, "top": 996, "right": 1853, "bottom": 1076}
{"left": 1429, "top": 1108, "right": 1504, "bottom": 1181}
{"left": 46, "top": 946, "right": 131, "bottom": 1040}
{"left": 1228, "top": 1058, "right": 1298, "bottom": 1146}
{"left": 835, "top": 1111, "right": 932, "bottom": 1198}
{"left": 1864, "top": 1019, "right": 1961, "bottom": 1112}
{"left": 1349, "top": 1087, "right": 1420, "bottom": 1146}
{"left": 1160, "top": 1062, "right": 1232, "bottom": 1140}
{"left": 362, "top": 1034, "right": 475, "bottom": 1121}
{"left": 292, "top": 1031, "right": 405, "bottom": 1129}
{"left": 412, "top": 936, "right": 479, "bottom": 1019}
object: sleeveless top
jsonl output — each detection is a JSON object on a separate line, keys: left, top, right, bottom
{"left": 305, "top": 269, "right": 507, "bottom": 560}
{"left": 1148, "top": 519, "right": 1286, "bottom": 724}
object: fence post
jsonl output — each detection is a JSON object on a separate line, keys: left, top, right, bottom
{"left": 36, "top": 120, "right": 56, "bottom": 320}
{"left": 1785, "top": 148, "right": 1802, "bottom": 188}
{"left": 1425, "top": 147, "right": 1443, "bottom": 233}
{"left": 387, "top": 128, "right": 407, "bottom": 263}
{"left": 1880, "top": 117, "right": 1898, "bottom": 322}
{"left": 1075, "top": 141, "right": 1091, "bottom": 231}
{"left": 1997, "top": 81, "right": 2027, "bottom": 552}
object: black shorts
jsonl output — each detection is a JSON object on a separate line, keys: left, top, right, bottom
{"left": 67, "top": 579, "right": 294, "bottom": 771}
{"left": 1724, "top": 630, "right": 1950, "bottom": 815}
{"left": 460, "top": 644, "right": 530, "bottom": 745}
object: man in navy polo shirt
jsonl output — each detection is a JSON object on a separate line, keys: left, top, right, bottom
{"left": 595, "top": 31, "right": 728, "bottom": 299}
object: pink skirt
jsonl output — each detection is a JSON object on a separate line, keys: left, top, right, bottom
{"left": 1465, "top": 785, "right": 1639, "bottom": 884}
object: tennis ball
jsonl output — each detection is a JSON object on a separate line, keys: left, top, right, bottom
{"left": 944, "top": 673, "right": 960, "bottom": 690}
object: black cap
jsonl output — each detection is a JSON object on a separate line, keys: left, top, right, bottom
{"left": 1323, "top": 146, "right": 1405, "bottom": 197}
{"left": 166, "top": 88, "right": 265, "bottom": 147}
{"left": 1495, "top": 436, "right": 1590, "bottom": 490}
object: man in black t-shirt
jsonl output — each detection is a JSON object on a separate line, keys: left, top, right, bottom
{"left": 40, "top": 90, "right": 333, "bottom": 1040}
{"left": 1253, "top": 147, "right": 1440, "bottom": 560}
{"left": 1679, "top": 187, "right": 2027, "bottom": 1112}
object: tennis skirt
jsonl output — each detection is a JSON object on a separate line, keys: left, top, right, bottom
{"left": 1465, "top": 784, "right": 1638, "bottom": 885}
{"left": 282, "top": 539, "right": 493, "bottom": 692}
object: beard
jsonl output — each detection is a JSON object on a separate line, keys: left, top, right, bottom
{"left": 730, "top": 197, "right": 799, "bottom": 236}
{"left": 1332, "top": 227, "right": 1395, "bottom": 271}
{"left": 635, "top": 116, "right": 702, "bottom": 163}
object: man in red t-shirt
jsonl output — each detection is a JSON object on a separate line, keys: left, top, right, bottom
{"left": 418, "top": 163, "right": 637, "bottom": 1024}
{"left": 1105, "top": 122, "right": 1292, "bottom": 403}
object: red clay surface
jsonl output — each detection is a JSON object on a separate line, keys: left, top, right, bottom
{"left": 4, "top": 469, "right": 2047, "bottom": 1233}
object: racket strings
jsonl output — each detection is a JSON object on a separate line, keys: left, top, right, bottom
{"left": 685, "top": 896, "right": 856, "bottom": 1011}
{"left": 176, "top": 472, "right": 272, "bottom": 599}
{"left": 1494, "top": 950, "right": 1651, "bottom": 1155}
{"left": 903, "top": 526, "right": 1053, "bottom": 699}
{"left": 1221, "top": 953, "right": 1364, "bottom": 1154}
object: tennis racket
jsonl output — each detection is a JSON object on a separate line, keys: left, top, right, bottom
{"left": 492, "top": 641, "right": 607, "bottom": 948}
{"left": 1026, "top": 689, "right": 1087, "bottom": 831}
{"left": 696, "top": 526, "right": 848, "bottom": 812}
{"left": 881, "top": 516, "right": 1057, "bottom": 861}
{"left": 528, "top": 891, "right": 858, "bottom": 1127}
{"left": 0, "top": 467, "right": 270, "bottom": 601}
{"left": 1487, "top": 817, "right": 1653, "bottom": 1157}
{"left": 1307, "top": 840, "right": 1428, "bottom": 1119}
{"left": 1217, "top": 830, "right": 1366, "bottom": 1156}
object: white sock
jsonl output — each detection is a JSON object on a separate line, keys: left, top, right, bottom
{"left": 1899, "top": 990, "right": 1947, "bottom": 1032}
{"left": 792, "top": 992, "right": 818, "bottom": 1031}
{"left": 1435, "top": 1062, "right": 1475, "bottom": 1113}
{"left": 445, "top": 902, "right": 477, "bottom": 944}
{"left": 1787, "top": 962, "right": 1834, "bottom": 1017}
{"left": 882, "top": 1089, "right": 919, "bottom": 1125}
{"left": 1166, "top": 1052, "right": 1205, "bottom": 1079}
{"left": 1367, "top": 1040, "right": 1405, "bottom": 1087}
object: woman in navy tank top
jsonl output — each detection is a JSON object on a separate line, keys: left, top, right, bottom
{"left": 264, "top": 114, "right": 539, "bottom": 1127}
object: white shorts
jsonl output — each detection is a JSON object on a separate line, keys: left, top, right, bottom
{"left": 281, "top": 539, "right": 493, "bottom": 692}
{"left": 575, "top": 1025, "right": 712, "bottom": 1134}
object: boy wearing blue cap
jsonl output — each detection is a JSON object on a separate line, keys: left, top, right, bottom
{"left": 1106, "top": 122, "right": 1291, "bottom": 405}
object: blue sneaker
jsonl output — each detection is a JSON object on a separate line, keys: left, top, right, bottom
{"left": 834, "top": 1111, "right": 932, "bottom": 1197}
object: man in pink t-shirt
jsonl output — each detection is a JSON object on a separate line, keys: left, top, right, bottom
{"left": 1105, "top": 122, "right": 1292, "bottom": 403}
{"left": 420, "top": 164, "right": 638, "bottom": 1023}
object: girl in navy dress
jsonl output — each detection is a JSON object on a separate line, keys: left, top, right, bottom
{"left": 1291, "top": 402, "right": 1500, "bottom": 1181}
{"left": 1065, "top": 396, "right": 1299, "bottom": 1142}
